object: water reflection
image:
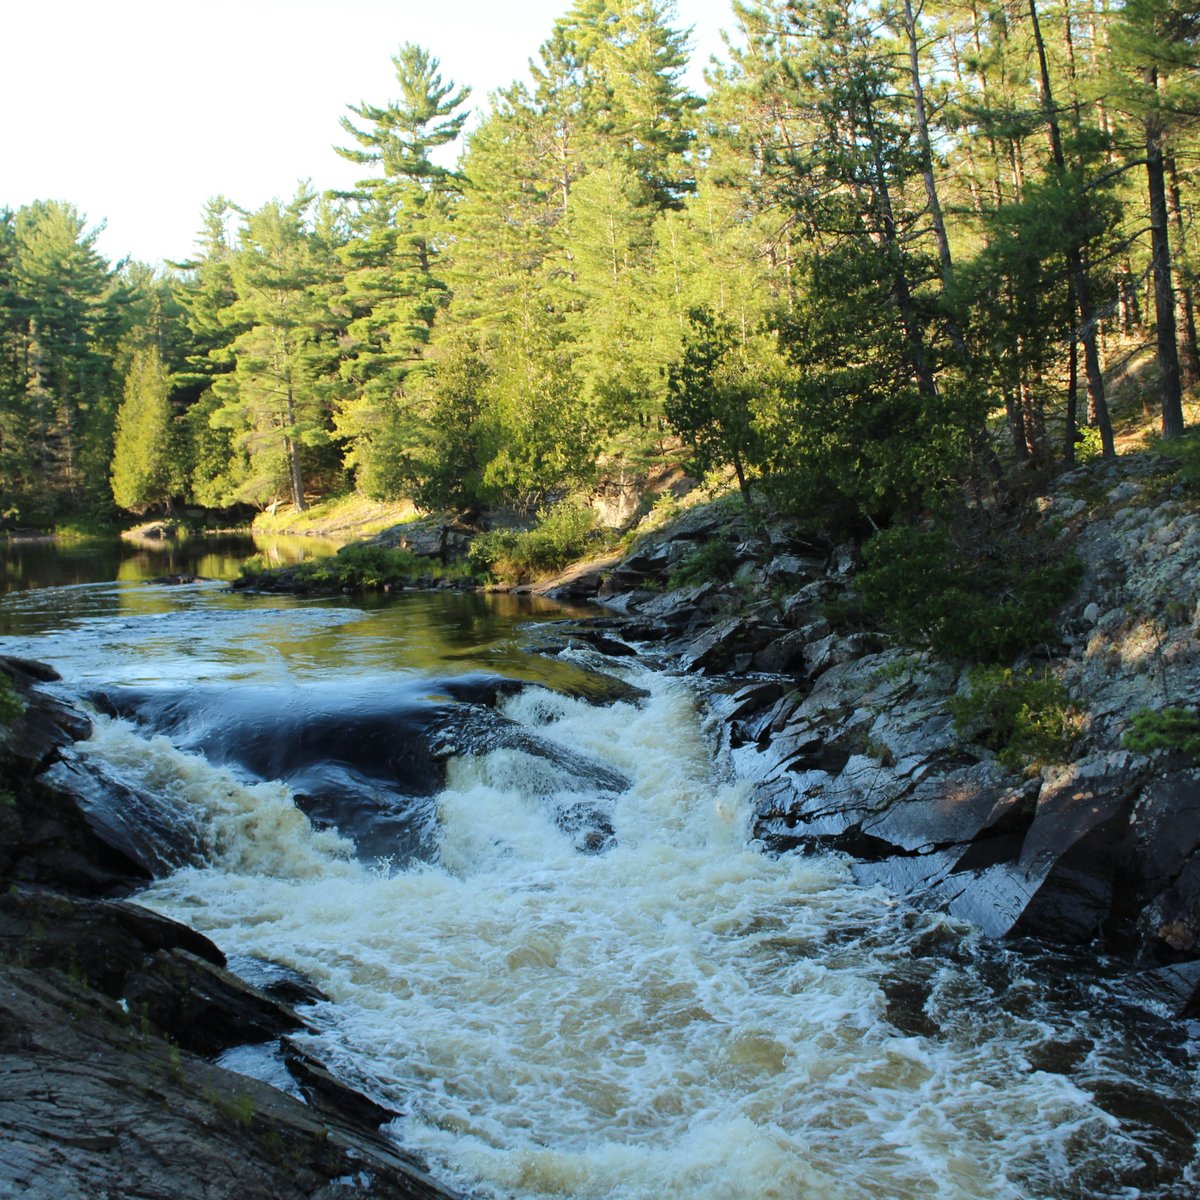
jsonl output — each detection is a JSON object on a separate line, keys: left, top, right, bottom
{"left": 0, "top": 532, "right": 345, "bottom": 594}
{"left": 0, "top": 539, "right": 601, "bottom": 700}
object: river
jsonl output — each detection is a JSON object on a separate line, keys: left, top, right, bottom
{"left": 2, "top": 535, "right": 1197, "bottom": 1200}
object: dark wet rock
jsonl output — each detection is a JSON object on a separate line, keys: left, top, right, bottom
{"left": 0, "top": 886, "right": 307, "bottom": 1057}
{"left": 0, "top": 668, "right": 148, "bottom": 895}
{"left": 228, "top": 955, "right": 331, "bottom": 1009}
{"left": 0, "top": 886, "right": 225, "bottom": 990}
{"left": 675, "top": 617, "right": 749, "bottom": 673}
{"left": 859, "top": 768, "right": 1031, "bottom": 855}
{"left": 0, "top": 654, "right": 62, "bottom": 684}
{"left": 572, "top": 630, "right": 639, "bottom": 657}
{"left": 726, "top": 679, "right": 786, "bottom": 723}
{"left": 0, "top": 967, "right": 460, "bottom": 1200}
{"left": 1127, "top": 961, "right": 1200, "bottom": 1019}
{"left": 124, "top": 948, "right": 312, "bottom": 1056}
{"left": 0, "top": 655, "right": 92, "bottom": 770}
{"left": 632, "top": 582, "right": 719, "bottom": 625}
{"left": 753, "top": 629, "right": 812, "bottom": 673}
{"left": 282, "top": 1038, "right": 400, "bottom": 1130}
{"left": 43, "top": 751, "right": 206, "bottom": 878}
{"left": 553, "top": 797, "right": 617, "bottom": 854}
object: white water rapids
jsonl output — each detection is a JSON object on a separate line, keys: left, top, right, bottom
{"left": 78, "top": 672, "right": 1164, "bottom": 1200}
{"left": 1, "top": 566, "right": 1194, "bottom": 1200}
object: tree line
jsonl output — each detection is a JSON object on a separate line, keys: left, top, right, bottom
{"left": 1, "top": 0, "right": 1196, "bottom": 533}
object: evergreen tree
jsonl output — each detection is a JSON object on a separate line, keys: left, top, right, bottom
{"left": 1111, "top": 0, "right": 1200, "bottom": 438}
{"left": 170, "top": 197, "right": 249, "bottom": 508}
{"left": 334, "top": 44, "right": 470, "bottom": 493}
{"left": 110, "top": 344, "right": 176, "bottom": 513}
{"left": 5, "top": 202, "right": 127, "bottom": 520}
{"left": 210, "top": 189, "right": 337, "bottom": 511}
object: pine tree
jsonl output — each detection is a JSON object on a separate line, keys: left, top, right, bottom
{"left": 210, "top": 190, "right": 337, "bottom": 511}
{"left": 333, "top": 44, "right": 470, "bottom": 494}
{"left": 110, "top": 344, "right": 176, "bottom": 513}
{"left": 7, "top": 202, "right": 126, "bottom": 519}
{"left": 1111, "top": 0, "right": 1200, "bottom": 438}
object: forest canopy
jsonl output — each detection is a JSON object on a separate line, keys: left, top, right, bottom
{"left": 2, "top": 0, "right": 1197, "bottom": 532}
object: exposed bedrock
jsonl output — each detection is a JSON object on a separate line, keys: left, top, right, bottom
{"left": 0, "top": 657, "right": 461, "bottom": 1199}
{"left": 571, "top": 458, "right": 1200, "bottom": 976}
{"left": 88, "top": 672, "right": 631, "bottom": 864}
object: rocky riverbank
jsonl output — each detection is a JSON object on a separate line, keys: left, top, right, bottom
{"left": 518, "top": 452, "right": 1200, "bottom": 1016}
{"left": 5, "top": 445, "right": 1200, "bottom": 1192}
{"left": 0, "top": 656, "right": 462, "bottom": 1200}
{"left": 221, "top": 446, "right": 1200, "bottom": 997}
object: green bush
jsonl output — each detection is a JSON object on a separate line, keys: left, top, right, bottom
{"left": 667, "top": 539, "right": 738, "bottom": 589}
{"left": 1075, "top": 425, "right": 1105, "bottom": 464}
{"left": 0, "top": 674, "right": 24, "bottom": 726}
{"left": 1170, "top": 429, "right": 1200, "bottom": 491}
{"left": 469, "top": 502, "right": 598, "bottom": 582}
{"left": 857, "top": 522, "right": 1082, "bottom": 663}
{"left": 239, "top": 543, "right": 476, "bottom": 591}
{"left": 1122, "top": 706, "right": 1200, "bottom": 757}
{"left": 322, "top": 544, "right": 425, "bottom": 588}
{"left": 948, "top": 666, "right": 1081, "bottom": 769}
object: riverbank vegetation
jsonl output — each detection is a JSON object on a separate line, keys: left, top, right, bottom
{"left": 1, "top": 0, "right": 1197, "bottom": 552}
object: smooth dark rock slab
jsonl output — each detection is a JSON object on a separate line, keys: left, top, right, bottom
{"left": 0, "top": 886, "right": 225, "bottom": 990}
{"left": 0, "top": 966, "right": 460, "bottom": 1200}
{"left": 124, "top": 948, "right": 311, "bottom": 1056}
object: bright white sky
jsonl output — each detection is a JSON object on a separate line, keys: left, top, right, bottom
{"left": 3, "top": 0, "right": 740, "bottom": 268}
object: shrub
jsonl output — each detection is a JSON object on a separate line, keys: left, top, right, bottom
{"left": 667, "top": 539, "right": 738, "bottom": 589}
{"left": 857, "top": 521, "right": 1082, "bottom": 663}
{"left": 321, "top": 544, "right": 424, "bottom": 588}
{"left": 238, "top": 543, "right": 476, "bottom": 591}
{"left": 0, "top": 674, "right": 23, "bottom": 726}
{"left": 1172, "top": 429, "right": 1200, "bottom": 491}
{"left": 469, "top": 502, "right": 598, "bottom": 582}
{"left": 1122, "top": 706, "right": 1200, "bottom": 757}
{"left": 948, "top": 666, "right": 1082, "bottom": 769}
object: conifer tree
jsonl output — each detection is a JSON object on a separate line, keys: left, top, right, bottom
{"left": 210, "top": 190, "right": 336, "bottom": 511}
{"left": 1111, "top": 0, "right": 1200, "bottom": 438}
{"left": 334, "top": 44, "right": 470, "bottom": 493}
{"left": 110, "top": 344, "right": 177, "bottom": 513}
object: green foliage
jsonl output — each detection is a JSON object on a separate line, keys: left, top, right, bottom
{"left": 209, "top": 188, "right": 342, "bottom": 512}
{"left": 0, "top": 674, "right": 24, "bottom": 725}
{"left": 409, "top": 337, "right": 491, "bottom": 512}
{"left": 1165, "top": 428, "right": 1200, "bottom": 490}
{"left": 758, "top": 246, "right": 981, "bottom": 529}
{"left": 111, "top": 345, "right": 179, "bottom": 512}
{"left": 664, "top": 308, "right": 784, "bottom": 504}
{"left": 1075, "top": 426, "right": 1106, "bottom": 465}
{"left": 949, "top": 666, "right": 1082, "bottom": 769}
{"left": 241, "top": 542, "right": 478, "bottom": 592}
{"left": 1122, "top": 706, "right": 1200, "bottom": 756}
{"left": 857, "top": 520, "right": 1083, "bottom": 663}
{"left": 254, "top": 543, "right": 474, "bottom": 591}
{"left": 4, "top": 0, "right": 1198, "bottom": 532}
{"left": 469, "top": 501, "right": 599, "bottom": 582}
{"left": 666, "top": 539, "right": 738, "bottom": 589}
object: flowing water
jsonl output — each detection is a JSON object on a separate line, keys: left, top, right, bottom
{"left": 2, "top": 538, "right": 1198, "bottom": 1200}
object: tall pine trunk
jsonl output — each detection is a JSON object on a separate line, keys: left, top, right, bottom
{"left": 1146, "top": 102, "right": 1185, "bottom": 439}
{"left": 1029, "top": 0, "right": 1115, "bottom": 458}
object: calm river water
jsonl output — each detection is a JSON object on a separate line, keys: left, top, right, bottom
{"left": 2, "top": 536, "right": 1198, "bottom": 1199}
